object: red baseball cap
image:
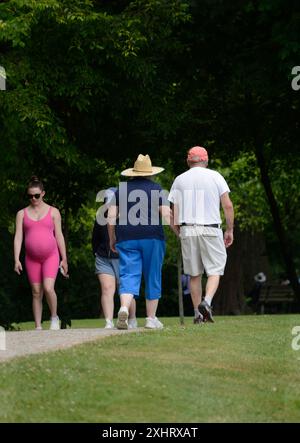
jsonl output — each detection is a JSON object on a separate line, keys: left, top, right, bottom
{"left": 187, "top": 146, "right": 208, "bottom": 162}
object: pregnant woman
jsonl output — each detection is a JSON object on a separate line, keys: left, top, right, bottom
{"left": 14, "top": 176, "right": 68, "bottom": 330}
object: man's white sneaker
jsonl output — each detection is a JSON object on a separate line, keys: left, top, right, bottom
{"left": 35, "top": 326, "right": 43, "bottom": 330}
{"left": 117, "top": 307, "right": 129, "bottom": 330}
{"left": 145, "top": 317, "right": 164, "bottom": 329}
{"left": 104, "top": 319, "right": 115, "bottom": 329}
{"left": 50, "top": 316, "right": 60, "bottom": 330}
{"left": 128, "top": 317, "right": 138, "bottom": 329}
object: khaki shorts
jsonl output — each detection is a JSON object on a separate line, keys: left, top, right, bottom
{"left": 180, "top": 225, "right": 227, "bottom": 276}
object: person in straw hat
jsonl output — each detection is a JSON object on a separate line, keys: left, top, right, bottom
{"left": 107, "top": 154, "right": 170, "bottom": 329}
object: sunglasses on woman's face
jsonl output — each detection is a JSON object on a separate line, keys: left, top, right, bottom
{"left": 27, "top": 193, "right": 41, "bottom": 200}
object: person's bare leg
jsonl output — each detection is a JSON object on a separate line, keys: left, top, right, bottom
{"left": 128, "top": 298, "right": 138, "bottom": 328}
{"left": 190, "top": 275, "right": 205, "bottom": 323}
{"left": 117, "top": 293, "right": 133, "bottom": 329}
{"left": 146, "top": 299, "right": 158, "bottom": 318}
{"left": 129, "top": 298, "right": 136, "bottom": 318}
{"left": 43, "top": 278, "right": 57, "bottom": 317}
{"left": 31, "top": 283, "right": 43, "bottom": 328}
{"left": 199, "top": 275, "right": 221, "bottom": 322}
{"left": 145, "top": 299, "right": 163, "bottom": 329}
{"left": 43, "top": 278, "right": 60, "bottom": 330}
{"left": 205, "top": 275, "right": 220, "bottom": 304}
{"left": 119, "top": 293, "right": 134, "bottom": 310}
{"left": 98, "top": 274, "right": 116, "bottom": 321}
{"left": 190, "top": 275, "right": 202, "bottom": 309}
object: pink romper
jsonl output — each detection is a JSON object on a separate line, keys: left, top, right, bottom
{"left": 23, "top": 207, "right": 60, "bottom": 283}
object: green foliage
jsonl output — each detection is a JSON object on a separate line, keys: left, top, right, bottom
{"left": 214, "top": 151, "right": 300, "bottom": 236}
{"left": 270, "top": 155, "right": 300, "bottom": 231}
{"left": 214, "top": 153, "right": 269, "bottom": 232}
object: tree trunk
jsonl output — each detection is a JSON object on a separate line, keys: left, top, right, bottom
{"left": 214, "top": 228, "right": 271, "bottom": 315}
{"left": 254, "top": 145, "right": 300, "bottom": 307}
{"left": 242, "top": 231, "right": 271, "bottom": 292}
{"left": 246, "top": 91, "right": 300, "bottom": 307}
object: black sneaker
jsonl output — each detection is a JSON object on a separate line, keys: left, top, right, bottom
{"left": 193, "top": 315, "right": 203, "bottom": 325}
{"left": 198, "top": 300, "right": 214, "bottom": 323}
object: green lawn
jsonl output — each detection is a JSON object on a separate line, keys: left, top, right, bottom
{"left": 1, "top": 315, "right": 300, "bottom": 422}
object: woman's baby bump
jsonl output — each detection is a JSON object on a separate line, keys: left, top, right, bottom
{"left": 25, "top": 226, "right": 58, "bottom": 260}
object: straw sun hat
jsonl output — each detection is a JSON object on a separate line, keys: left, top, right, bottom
{"left": 121, "top": 154, "right": 164, "bottom": 177}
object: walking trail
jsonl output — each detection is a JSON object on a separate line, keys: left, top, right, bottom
{"left": 0, "top": 328, "right": 142, "bottom": 363}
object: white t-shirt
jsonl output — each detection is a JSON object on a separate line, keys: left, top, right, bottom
{"left": 168, "top": 167, "right": 230, "bottom": 224}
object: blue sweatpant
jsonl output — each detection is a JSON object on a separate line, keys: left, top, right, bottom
{"left": 116, "top": 239, "right": 165, "bottom": 300}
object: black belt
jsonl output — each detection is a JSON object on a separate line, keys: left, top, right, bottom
{"left": 180, "top": 223, "right": 221, "bottom": 228}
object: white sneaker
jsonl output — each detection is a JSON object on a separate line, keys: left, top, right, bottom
{"left": 145, "top": 316, "right": 164, "bottom": 329}
{"left": 35, "top": 326, "right": 43, "bottom": 330}
{"left": 50, "top": 316, "right": 60, "bottom": 330}
{"left": 104, "top": 319, "right": 114, "bottom": 329}
{"left": 128, "top": 317, "right": 138, "bottom": 329}
{"left": 117, "top": 307, "right": 129, "bottom": 330}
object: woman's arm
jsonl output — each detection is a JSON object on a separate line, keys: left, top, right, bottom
{"left": 52, "top": 207, "right": 68, "bottom": 275}
{"left": 107, "top": 205, "right": 118, "bottom": 253}
{"left": 14, "top": 210, "right": 24, "bottom": 274}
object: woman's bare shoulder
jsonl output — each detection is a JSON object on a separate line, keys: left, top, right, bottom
{"left": 16, "top": 208, "right": 25, "bottom": 218}
{"left": 50, "top": 206, "right": 61, "bottom": 218}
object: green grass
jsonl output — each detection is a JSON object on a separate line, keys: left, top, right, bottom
{"left": 1, "top": 315, "right": 300, "bottom": 422}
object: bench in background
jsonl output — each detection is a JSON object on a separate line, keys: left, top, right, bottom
{"left": 258, "top": 284, "right": 295, "bottom": 314}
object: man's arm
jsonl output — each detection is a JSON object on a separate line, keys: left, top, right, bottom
{"left": 220, "top": 192, "right": 234, "bottom": 248}
{"left": 159, "top": 204, "right": 180, "bottom": 236}
{"left": 167, "top": 182, "right": 181, "bottom": 237}
{"left": 170, "top": 203, "right": 180, "bottom": 237}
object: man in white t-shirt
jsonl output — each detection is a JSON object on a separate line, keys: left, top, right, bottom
{"left": 168, "top": 146, "right": 234, "bottom": 323}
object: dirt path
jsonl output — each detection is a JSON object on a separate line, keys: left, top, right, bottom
{"left": 0, "top": 328, "right": 142, "bottom": 363}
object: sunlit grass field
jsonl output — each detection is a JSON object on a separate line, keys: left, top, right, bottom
{"left": 1, "top": 315, "right": 300, "bottom": 422}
